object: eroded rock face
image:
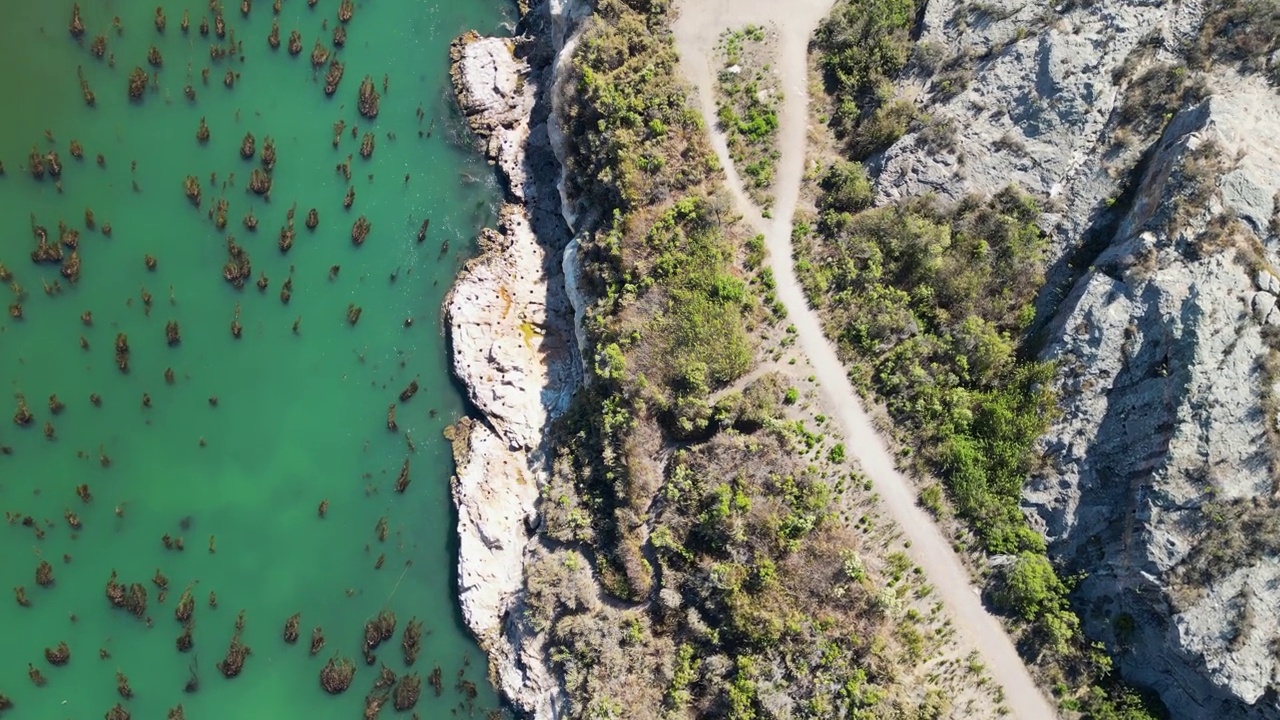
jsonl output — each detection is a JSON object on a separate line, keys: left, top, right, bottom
{"left": 448, "top": 418, "right": 560, "bottom": 718}
{"left": 862, "top": 1, "right": 1280, "bottom": 714}
{"left": 445, "top": 205, "right": 577, "bottom": 451}
{"left": 445, "top": 2, "right": 585, "bottom": 718}
{"left": 1024, "top": 81, "right": 1280, "bottom": 719}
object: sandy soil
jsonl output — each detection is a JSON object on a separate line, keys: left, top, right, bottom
{"left": 673, "top": 3, "right": 1059, "bottom": 718}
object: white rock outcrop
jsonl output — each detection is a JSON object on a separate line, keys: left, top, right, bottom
{"left": 448, "top": 417, "right": 560, "bottom": 717}
{"left": 447, "top": 206, "right": 575, "bottom": 451}
{"left": 452, "top": 34, "right": 535, "bottom": 201}
{"left": 444, "top": 4, "right": 587, "bottom": 718}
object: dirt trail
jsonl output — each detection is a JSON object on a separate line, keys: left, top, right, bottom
{"left": 672, "top": 3, "right": 1058, "bottom": 718}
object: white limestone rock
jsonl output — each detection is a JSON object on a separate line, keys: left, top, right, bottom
{"left": 446, "top": 205, "right": 576, "bottom": 451}
{"left": 448, "top": 418, "right": 561, "bottom": 719}
{"left": 451, "top": 33, "right": 535, "bottom": 199}
{"left": 444, "top": 2, "right": 588, "bottom": 717}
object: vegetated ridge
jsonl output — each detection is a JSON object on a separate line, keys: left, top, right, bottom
{"left": 673, "top": 0, "right": 1072, "bottom": 716}
{"left": 445, "top": 0, "right": 1019, "bottom": 717}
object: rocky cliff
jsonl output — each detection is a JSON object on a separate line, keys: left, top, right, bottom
{"left": 1028, "top": 75, "right": 1280, "bottom": 719}
{"left": 444, "top": 2, "right": 586, "bottom": 716}
{"left": 860, "top": 0, "right": 1280, "bottom": 716}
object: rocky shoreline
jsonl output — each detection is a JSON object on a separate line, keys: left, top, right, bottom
{"left": 442, "top": 2, "right": 588, "bottom": 717}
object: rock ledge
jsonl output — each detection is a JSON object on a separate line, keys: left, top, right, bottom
{"left": 444, "top": 6, "right": 584, "bottom": 718}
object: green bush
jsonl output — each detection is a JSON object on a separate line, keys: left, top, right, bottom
{"left": 997, "top": 553, "right": 1066, "bottom": 621}
{"left": 800, "top": 187, "right": 1052, "bottom": 553}
{"left": 818, "top": 160, "right": 874, "bottom": 214}
{"left": 645, "top": 197, "right": 754, "bottom": 389}
{"left": 1081, "top": 685, "right": 1169, "bottom": 720}
{"left": 815, "top": 0, "right": 922, "bottom": 157}
{"left": 918, "top": 483, "right": 944, "bottom": 516}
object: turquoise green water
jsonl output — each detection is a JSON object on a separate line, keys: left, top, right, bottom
{"left": 0, "top": 1, "right": 513, "bottom": 717}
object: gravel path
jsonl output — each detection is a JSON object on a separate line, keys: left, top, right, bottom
{"left": 672, "top": 3, "right": 1059, "bottom": 717}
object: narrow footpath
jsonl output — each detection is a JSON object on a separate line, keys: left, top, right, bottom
{"left": 672, "top": 3, "right": 1058, "bottom": 718}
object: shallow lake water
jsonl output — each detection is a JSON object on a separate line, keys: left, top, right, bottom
{"left": 0, "top": 0, "right": 512, "bottom": 717}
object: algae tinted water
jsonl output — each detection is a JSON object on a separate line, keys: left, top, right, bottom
{"left": 0, "top": 0, "right": 511, "bottom": 716}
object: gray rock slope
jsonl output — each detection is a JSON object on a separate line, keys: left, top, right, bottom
{"left": 862, "top": 0, "right": 1280, "bottom": 716}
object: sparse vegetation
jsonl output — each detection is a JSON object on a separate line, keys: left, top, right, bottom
{"left": 538, "top": 0, "right": 1002, "bottom": 716}
{"left": 1190, "top": 0, "right": 1280, "bottom": 85}
{"left": 1174, "top": 493, "right": 1280, "bottom": 602}
{"left": 1112, "top": 0, "right": 1280, "bottom": 150}
{"left": 1114, "top": 62, "right": 1207, "bottom": 141}
{"left": 714, "top": 24, "right": 781, "bottom": 207}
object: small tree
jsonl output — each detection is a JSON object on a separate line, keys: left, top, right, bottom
{"left": 997, "top": 552, "right": 1066, "bottom": 622}
{"left": 818, "top": 160, "right": 874, "bottom": 214}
